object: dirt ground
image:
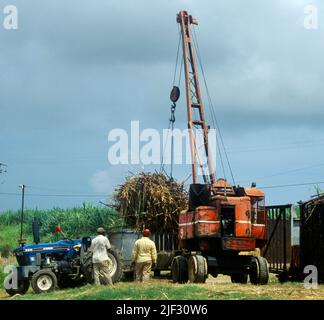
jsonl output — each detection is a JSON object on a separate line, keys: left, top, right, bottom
{"left": 203, "top": 273, "right": 324, "bottom": 300}
{"left": 1, "top": 273, "right": 324, "bottom": 300}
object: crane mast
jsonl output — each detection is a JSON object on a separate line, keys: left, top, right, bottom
{"left": 177, "top": 11, "right": 215, "bottom": 185}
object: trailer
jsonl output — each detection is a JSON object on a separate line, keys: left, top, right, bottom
{"left": 109, "top": 229, "right": 178, "bottom": 278}
{"left": 263, "top": 197, "right": 324, "bottom": 283}
{"left": 299, "top": 195, "right": 324, "bottom": 282}
{"left": 262, "top": 204, "right": 300, "bottom": 281}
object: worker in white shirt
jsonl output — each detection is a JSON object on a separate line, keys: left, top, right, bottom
{"left": 89, "top": 227, "right": 113, "bottom": 286}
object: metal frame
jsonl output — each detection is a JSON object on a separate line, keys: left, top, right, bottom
{"left": 263, "top": 205, "right": 292, "bottom": 275}
{"left": 177, "top": 11, "right": 215, "bottom": 185}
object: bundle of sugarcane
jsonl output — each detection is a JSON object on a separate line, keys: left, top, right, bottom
{"left": 113, "top": 172, "right": 188, "bottom": 235}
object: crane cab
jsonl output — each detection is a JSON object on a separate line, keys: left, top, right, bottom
{"left": 178, "top": 180, "right": 266, "bottom": 253}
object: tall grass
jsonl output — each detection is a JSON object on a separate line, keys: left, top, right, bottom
{"left": 0, "top": 204, "right": 125, "bottom": 252}
{"left": 0, "top": 267, "right": 5, "bottom": 289}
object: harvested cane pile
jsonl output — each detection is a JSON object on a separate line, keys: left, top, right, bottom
{"left": 114, "top": 172, "right": 188, "bottom": 235}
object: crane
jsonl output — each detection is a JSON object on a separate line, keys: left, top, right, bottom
{"left": 170, "top": 10, "right": 270, "bottom": 285}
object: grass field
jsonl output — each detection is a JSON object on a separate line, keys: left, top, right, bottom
{"left": 1, "top": 273, "right": 324, "bottom": 300}
{"left": 0, "top": 204, "right": 122, "bottom": 257}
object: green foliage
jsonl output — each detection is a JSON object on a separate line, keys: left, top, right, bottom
{"left": 0, "top": 244, "right": 11, "bottom": 259}
{"left": 0, "top": 204, "right": 125, "bottom": 249}
{"left": 0, "top": 224, "right": 45, "bottom": 251}
{"left": 0, "top": 268, "right": 5, "bottom": 289}
{"left": 9, "top": 283, "right": 211, "bottom": 300}
{"left": 76, "top": 284, "right": 208, "bottom": 300}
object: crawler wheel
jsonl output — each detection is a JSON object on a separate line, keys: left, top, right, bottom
{"left": 188, "top": 255, "right": 208, "bottom": 284}
{"left": 171, "top": 256, "right": 188, "bottom": 283}
{"left": 31, "top": 269, "right": 57, "bottom": 294}
{"left": 250, "top": 256, "right": 269, "bottom": 285}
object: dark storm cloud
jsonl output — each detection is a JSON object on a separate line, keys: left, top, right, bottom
{"left": 1, "top": 0, "right": 322, "bottom": 134}
{"left": 1, "top": 0, "right": 324, "bottom": 209}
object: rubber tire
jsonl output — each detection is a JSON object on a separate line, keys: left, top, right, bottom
{"left": 188, "top": 255, "right": 208, "bottom": 284}
{"left": 5, "top": 278, "right": 30, "bottom": 296}
{"left": 31, "top": 269, "right": 57, "bottom": 294}
{"left": 231, "top": 273, "right": 248, "bottom": 284}
{"left": 82, "top": 247, "right": 124, "bottom": 284}
{"left": 82, "top": 250, "right": 93, "bottom": 283}
{"left": 172, "top": 256, "right": 188, "bottom": 283}
{"left": 250, "top": 256, "right": 269, "bottom": 285}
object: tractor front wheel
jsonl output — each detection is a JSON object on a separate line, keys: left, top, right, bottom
{"left": 31, "top": 269, "right": 57, "bottom": 294}
{"left": 5, "top": 278, "right": 30, "bottom": 296}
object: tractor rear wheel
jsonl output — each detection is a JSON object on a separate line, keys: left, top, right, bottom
{"left": 107, "top": 247, "right": 123, "bottom": 283}
{"left": 171, "top": 256, "right": 188, "bottom": 283}
{"left": 31, "top": 269, "right": 57, "bottom": 294}
{"left": 250, "top": 256, "right": 269, "bottom": 285}
{"left": 231, "top": 273, "right": 248, "bottom": 284}
{"left": 82, "top": 247, "right": 124, "bottom": 284}
{"left": 188, "top": 255, "right": 208, "bottom": 283}
{"left": 82, "top": 250, "right": 94, "bottom": 283}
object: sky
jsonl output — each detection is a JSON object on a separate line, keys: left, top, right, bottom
{"left": 1, "top": 0, "right": 324, "bottom": 211}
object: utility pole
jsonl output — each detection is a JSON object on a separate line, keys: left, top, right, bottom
{"left": 19, "top": 184, "right": 26, "bottom": 245}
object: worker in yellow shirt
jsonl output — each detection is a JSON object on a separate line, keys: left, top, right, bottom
{"left": 131, "top": 229, "right": 157, "bottom": 282}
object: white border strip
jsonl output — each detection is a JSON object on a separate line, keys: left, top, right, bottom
{"left": 179, "top": 220, "right": 220, "bottom": 227}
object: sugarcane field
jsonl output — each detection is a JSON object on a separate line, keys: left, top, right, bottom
{"left": 1, "top": 1, "right": 324, "bottom": 311}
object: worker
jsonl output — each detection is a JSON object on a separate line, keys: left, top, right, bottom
{"left": 131, "top": 229, "right": 157, "bottom": 282}
{"left": 89, "top": 227, "right": 113, "bottom": 286}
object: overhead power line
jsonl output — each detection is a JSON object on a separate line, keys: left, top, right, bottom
{"left": 260, "top": 181, "right": 324, "bottom": 189}
{"left": 0, "top": 181, "right": 324, "bottom": 198}
{"left": 0, "top": 192, "right": 106, "bottom": 198}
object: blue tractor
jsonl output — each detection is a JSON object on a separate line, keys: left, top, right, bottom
{"left": 5, "top": 224, "right": 123, "bottom": 295}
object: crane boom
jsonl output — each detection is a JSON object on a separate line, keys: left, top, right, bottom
{"left": 177, "top": 10, "right": 215, "bottom": 185}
